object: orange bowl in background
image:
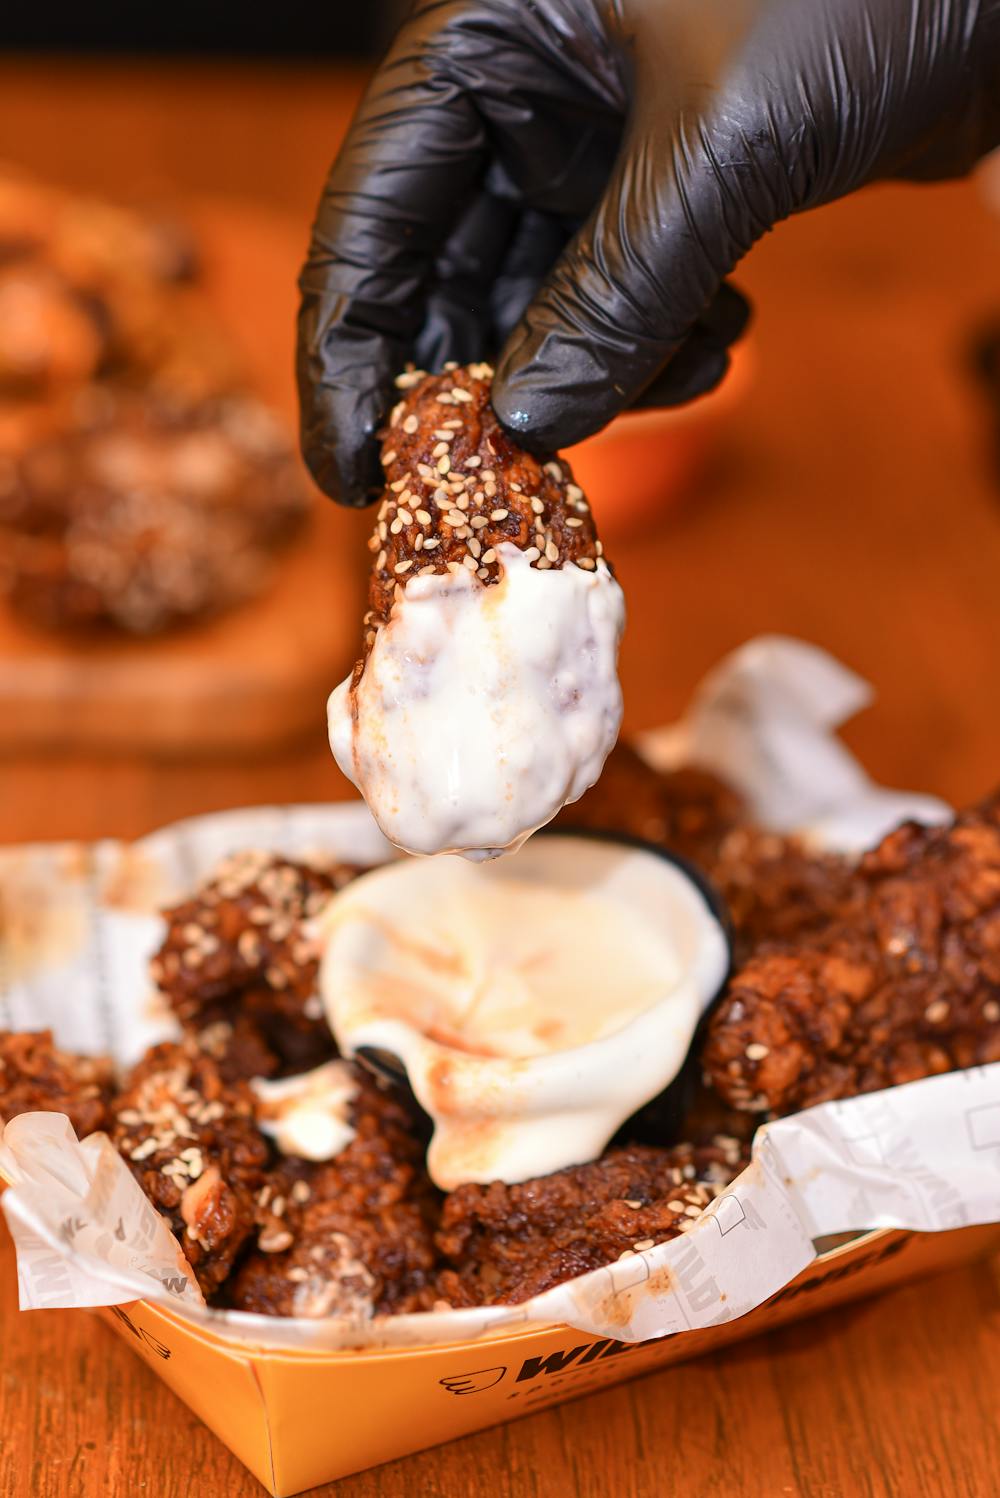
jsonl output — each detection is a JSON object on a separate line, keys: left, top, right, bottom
{"left": 563, "top": 339, "right": 754, "bottom": 539}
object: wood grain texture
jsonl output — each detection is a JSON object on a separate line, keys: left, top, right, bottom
{"left": 0, "top": 58, "right": 999, "bottom": 1498}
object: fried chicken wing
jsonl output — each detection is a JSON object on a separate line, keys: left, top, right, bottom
{"left": 329, "top": 363, "right": 624, "bottom": 858}
{"left": 435, "top": 1138, "right": 747, "bottom": 1308}
{"left": 0, "top": 1029, "right": 112, "bottom": 1137}
{"left": 702, "top": 797, "right": 1000, "bottom": 1113}
{"left": 152, "top": 851, "right": 359, "bottom": 1073}
{"left": 110, "top": 1040, "right": 270, "bottom": 1295}
{"left": 228, "top": 1068, "right": 439, "bottom": 1317}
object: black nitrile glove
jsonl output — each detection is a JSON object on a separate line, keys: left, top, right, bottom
{"left": 299, "top": 0, "right": 1000, "bottom": 505}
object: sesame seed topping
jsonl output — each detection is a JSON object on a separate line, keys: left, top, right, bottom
{"left": 490, "top": 509, "right": 509, "bottom": 521}
{"left": 924, "top": 1000, "right": 949, "bottom": 1023}
{"left": 467, "top": 537, "right": 482, "bottom": 559}
{"left": 446, "top": 509, "right": 466, "bottom": 526}
{"left": 566, "top": 517, "right": 583, "bottom": 527}
{"left": 437, "top": 455, "right": 451, "bottom": 474}
{"left": 745, "top": 1042, "right": 770, "bottom": 1061}
{"left": 389, "top": 477, "right": 407, "bottom": 493}
{"left": 452, "top": 387, "right": 474, "bottom": 403}
{"left": 530, "top": 497, "right": 545, "bottom": 515}
{"left": 390, "top": 517, "right": 403, "bottom": 534}
{"left": 432, "top": 442, "right": 449, "bottom": 458}
{"left": 259, "top": 1228, "right": 294, "bottom": 1254}
{"left": 402, "top": 414, "right": 419, "bottom": 434}
{"left": 470, "top": 515, "right": 489, "bottom": 529}
{"left": 509, "top": 482, "right": 522, "bottom": 493}
{"left": 536, "top": 557, "right": 552, "bottom": 570}
{"left": 415, "top": 534, "right": 424, "bottom": 550}
{"left": 397, "top": 508, "right": 413, "bottom": 524}
{"left": 390, "top": 401, "right": 404, "bottom": 426}
{"left": 544, "top": 461, "right": 562, "bottom": 479}
{"left": 465, "top": 455, "right": 482, "bottom": 468}
{"left": 415, "top": 509, "right": 432, "bottom": 526}
{"left": 462, "top": 554, "right": 478, "bottom": 571}
{"left": 576, "top": 557, "right": 596, "bottom": 570}
{"left": 633, "top": 1239, "right": 655, "bottom": 1252}
{"left": 480, "top": 470, "right": 496, "bottom": 482}
{"left": 444, "top": 418, "right": 463, "bottom": 429}
{"left": 545, "top": 540, "right": 559, "bottom": 563}
{"left": 394, "top": 559, "right": 413, "bottom": 574}
{"left": 376, "top": 549, "right": 387, "bottom": 570}
{"left": 523, "top": 546, "right": 541, "bottom": 562}
{"left": 984, "top": 1000, "right": 1000, "bottom": 1021}
{"left": 481, "top": 548, "right": 497, "bottom": 564}
{"left": 566, "top": 483, "right": 583, "bottom": 501}
{"left": 422, "top": 537, "right": 441, "bottom": 550}
{"left": 382, "top": 449, "right": 397, "bottom": 465}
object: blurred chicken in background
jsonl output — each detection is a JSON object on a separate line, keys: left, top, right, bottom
{"left": 0, "top": 165, "right": 310, "bottom": 634}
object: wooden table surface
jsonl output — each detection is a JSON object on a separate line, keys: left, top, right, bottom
{"left": 1, "top": 59, "right": 1000, "bottom": 1498}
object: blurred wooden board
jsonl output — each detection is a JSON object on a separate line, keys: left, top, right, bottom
{"left": 0, "top": 198, "right": 365, "bottom": 755}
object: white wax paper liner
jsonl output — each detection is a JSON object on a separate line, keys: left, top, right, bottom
{"left": 3, "top": 1065, "right": 999, "bottom": 1349}
{"left": 0, "top": 636, "right": 994, "bottom": 1351}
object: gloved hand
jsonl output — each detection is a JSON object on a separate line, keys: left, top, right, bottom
{"left": 299, "top": 0, "right": 1000, "bottom": 505}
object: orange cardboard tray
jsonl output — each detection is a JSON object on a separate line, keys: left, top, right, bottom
{"left": 100, "top": 1223, "right": 1000, "bottom": 1496}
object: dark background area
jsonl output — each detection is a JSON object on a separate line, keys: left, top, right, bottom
{"left": 0, "top": 4, "right": 406, "bottom": 58}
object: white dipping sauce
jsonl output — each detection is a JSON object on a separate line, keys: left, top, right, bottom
{"left": 251, "top": 1061, "right": 358, "bottom": 1161}
{"left": 327, "top": 544, "right": 625, "bottom": 859}
{"left": 319, "top": 836, "right": 729, "bottom": 1190}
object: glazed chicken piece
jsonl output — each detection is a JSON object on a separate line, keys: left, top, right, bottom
{"left": 228, "top": 1066, "right": 439, "bottom": 1317}
{"left": 0, "top": 1029, "right": 112, "bottom": 1137}
{"left": 328, "top": 363, "right": 625, "bottom": 859}
{"left": 702, "top": 795, "right": 1000, "bottom": 1114}
{"left": 110, "top": 1039, "right": 271, "bottom": 1296}
{"left": 436, "top": 1138, "right": 747, "bottom": 1308}
{"left": 152, "top": 851, "right": 360, "bottom": 1074}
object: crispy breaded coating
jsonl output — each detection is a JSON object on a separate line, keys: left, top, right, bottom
{"left": 358, "top": 363, "right": 606, "bottom": 654}
{"left": 557, "top": 741, "right": 744, "bottom": 865}
{"left": 228, "top": 1069, "right": 439, "bottom": 1317}
{"left": 702, "top": 797, "right": 1000, "bottom": 1114}
{"left": 435, "top": 1139, "right": 746, "bottom": 1308}
{"left": 0, "top": 1029, "right": 112, "bottom": 1137}
{"left": 708, "top": 824, "right": 857, "bottom": 959}
{"left": 110, "top": 1039, "right": 270, "bottom": 1295}
{"left": 192, "top": 1014, "right": 280, "bottom": 1085}
{"left": 152, "top": 851, "right": 358, "bottom": 1073}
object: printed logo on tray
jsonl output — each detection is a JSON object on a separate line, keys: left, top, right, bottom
{"left": 439, "top": 1337, "right": 654, "bottom": 1397}
{"left": 108, "top": 1306, "right": 171, "bottom": 1359}
{"left": 439, "top": 1367, "right": 507, "bottom": 1395}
